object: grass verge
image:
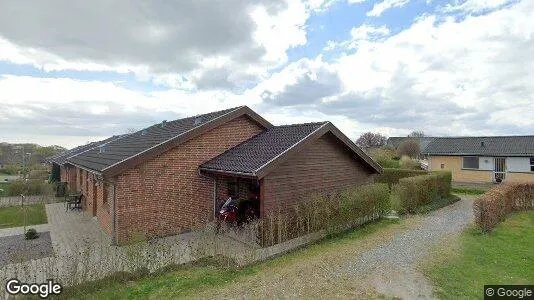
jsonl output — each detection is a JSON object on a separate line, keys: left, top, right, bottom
{"left": 451, "top": 187, "right": 486, "bottom": 195}
{"left": 422, "top": 211, "right": 534, "bottom": 299}
{"left": 415, "top": 195, "right": 461, "bottom": 214}
{"left": 0, "top": 203, "right": 47, "bottom": 229}
{"left": 61, "top": 219, "right": 403, "bottom": 299}
{"left": 0, "top": 182, "right": 9, "bottom": 197}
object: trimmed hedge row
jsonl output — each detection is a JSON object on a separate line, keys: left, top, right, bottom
{"left": 7, "top": 180, "right": 53, "bottom": 196}
{"left": 259, "top": 183, "right": 391, "bottom": 246}
{"left": 473, "top": 183, "right": 534, "bottom": 232}
{"left": 376, "top": 168, "right": 429, "bottom": 187}
{"left": 391, "top": 171, "right": 452, "bottom": 213}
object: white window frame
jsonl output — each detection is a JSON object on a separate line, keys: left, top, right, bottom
{"left": 530, "top": 157, "right": 534, "bottom": 172}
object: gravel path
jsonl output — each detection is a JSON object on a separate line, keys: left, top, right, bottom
{"left": 0, "top": 232, "right": 53, "bottom": 266}
{"left": 338, "top": 195, "right": 476, "bottom": 299}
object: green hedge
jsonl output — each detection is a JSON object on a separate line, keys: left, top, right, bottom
{"left": 391, "top": 171, "right": 452, "bottom": 213}
{"left": 376, "top": 168, "right": 429, "bottom": 187}
{"left": 259, "top": 183, "right": 391, "bottom": 246}
{"left": 7, "top": 179, "right": 53, "bottom": 196}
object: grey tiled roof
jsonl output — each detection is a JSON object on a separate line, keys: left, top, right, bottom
{"left": 48, "top": 135, "right": 122, "bottom": 165}
{"left": 386, "top": 137, "right": 436, "bottom": 152}
{"left": 67, "top": 107, "right": 241, "bottom": 172}
{"left": 200, "top": 122, "right": 327, "bottom": 175}
{"left": 423, "top": 136, "right": 534, "bottom": 156}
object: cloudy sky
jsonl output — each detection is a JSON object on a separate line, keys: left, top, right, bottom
{"left": 0, "top": 0, "right": 532, "bottom": 148}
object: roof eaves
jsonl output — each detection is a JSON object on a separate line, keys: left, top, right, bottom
{"left": 68, "top": 162, "right": 103, "bottom": 175}
{"left": 199, "top": 167, "right": 257, "bottom": 179}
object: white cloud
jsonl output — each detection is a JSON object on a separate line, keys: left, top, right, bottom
{"left": 443, "top": 0, "right": 517, "bottom": 13}
{"left": 0, "top": 0, "right": 324, "bottom": 90}
{"left": 1, "top": 0, "right": 534, "bottom": 147}
{"left": 367, "top": 0, "right": 410, "bottom": 17}
{"left": 350, "top": 25, "right": 390, "bottom": 40}
{"left": 260, "top": 0, "right": 534, "bottom": 136}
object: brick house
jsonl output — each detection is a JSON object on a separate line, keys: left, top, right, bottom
{"left": 56, "top": 106, "right": 381, "bottom": 244}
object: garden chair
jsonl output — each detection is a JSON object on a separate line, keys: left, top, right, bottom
{"left": 65, "top": 191, "right": 82, "bottom": 211}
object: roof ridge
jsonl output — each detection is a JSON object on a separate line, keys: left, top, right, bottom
{"left": 432, "top": 135, "right": 534, "bottom": 139}
{"left": 276, "top": 121, "right": 328, "bottom": 128}
{"left": 139, "top": 106, "right": 243, "bottom": 132}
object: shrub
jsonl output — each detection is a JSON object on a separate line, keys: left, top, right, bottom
{"left": 8, "top": 180, "right": 25, "bottom": 196}
{"left": 399, "top": 155, "right": 420, "bottom": 170}
{"left": 7, "top": 179, "right": 52, "bottom": 196}
{"left": 368, "top": 148, "right": 400, "bottom": 168}
{"left": 376, "top": 168, "right": 428, "bottom": 187}
{"left": 259, "top": 183, "right": 390, "bottom": 246}
{"left": 28, "top": 169, "right": 49, "bottom": 180}
{"left": 55, "top": 182, "right": 68, "bottom": 197}
{"left": 25, "top": 228, "right": 39, "bottom": 240}
{"left": 396, "top": 139, "right": 421, "bottom": 158}
{"left": 392, "top": 171, "right": 452, "bottom": 213}
{"left": 473, "top": 183, "right": 534, "bottom": 232}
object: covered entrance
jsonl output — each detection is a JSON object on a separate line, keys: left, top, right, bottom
{"left": 494, "top": 157, "right": 506, "bottom": 182}
{"left": 214, "top": 176, "right": 262, "bottom": 224}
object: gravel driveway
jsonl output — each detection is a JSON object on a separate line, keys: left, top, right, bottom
{"left": 338, "top": 195, "right": 476, "bottom": 299}
{"left": 195, "top": 195, "right": 476, "bottom": 299}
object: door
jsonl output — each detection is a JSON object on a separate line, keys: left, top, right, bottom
{"left": 494, "top": 157, "right": 506, "bottom": 182}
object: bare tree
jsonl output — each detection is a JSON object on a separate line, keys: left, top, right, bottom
{"left": 396, "top": 139, "right": 421, "bottom": 158}
{"left": 356, "top": 132, "right": 387, "bottom": 149}
{"left": 408, "top": 130, "right": 426, "bottom": 138}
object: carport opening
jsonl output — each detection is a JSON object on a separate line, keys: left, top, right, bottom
{"left": 215, "top": 176, "right": 261, "bottom": 226}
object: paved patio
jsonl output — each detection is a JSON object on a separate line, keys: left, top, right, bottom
{"left": 0, "top": 202, "right": 314, "bottom": 298}
{"left": 45, "top": 203, "right": 112, "bottom": 255}
{"left": 1, "top": 203, "right": 207, "bottom": 297}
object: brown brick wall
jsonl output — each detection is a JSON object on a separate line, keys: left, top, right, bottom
{"left": 262, "top": 133, "right": 376, "bottom": 214}
{"left": 114, "top": 116, "right": 264, "bottom": 243}
{"left": 96, "top": 182, "right": 112, "bottom": 235}
{"left": 67, "top": 166, "right": 77, "bottom": 192}
{"left": 66, "top": 165, "right": 112, "bottom": 234}
{"left": 60, "top": 166, "right": 67, "bottom": 182}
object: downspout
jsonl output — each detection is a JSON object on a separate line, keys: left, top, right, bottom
{"left": 213, "top": 178, "right": 217, "bottom": 219}
{"left": 112, "top": 182, "right": 117, "bottom": 245}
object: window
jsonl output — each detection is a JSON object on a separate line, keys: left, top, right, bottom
{"left": 462, "top": 156, "right": 479, "bottom": 169}
{"left": 440, "top": 163, "right": 445, "bottom": 169}
{"left": 530, "top": 157, "right": 534, "bottom": 172}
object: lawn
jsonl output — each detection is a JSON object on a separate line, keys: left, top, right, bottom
{"left": 61, "top": 218, "right": 410, "bottom": 299}
{"left": 451, "top": 187, "right": 486, "bottom": 195}
{"left": 423, "top": 211, "right": 534, "bottom": 299}
{"left": 0, "top": 182, "right": 9, "bottom": 197}
{"left": 0, "top": 203, "right": 48, "bottom": 229}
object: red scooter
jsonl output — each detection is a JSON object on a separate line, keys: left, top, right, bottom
{"left": 216, "top": 196, "right": 259, "bottom": 232}
{"left": 217, "top": 197, "right": 238, "bottom": 225}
